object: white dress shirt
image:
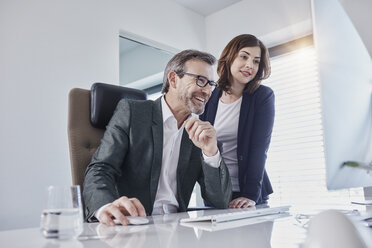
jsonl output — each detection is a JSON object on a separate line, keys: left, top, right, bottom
{"left": 95, "top": 96, "right": 220, "bottom": 219}
{"left": 151, "top": 96, "right": 185, "bottom": 214}
{"left": 152, "top": 96, "right": 220, "bottom": 214}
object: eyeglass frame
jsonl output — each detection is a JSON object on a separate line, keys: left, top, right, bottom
{"left": 176, "top": 71, "right": 217, "bottom": 89}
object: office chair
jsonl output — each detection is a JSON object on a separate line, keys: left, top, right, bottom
{"left": 67, "top": 82, "right": 147, "bottom": 192}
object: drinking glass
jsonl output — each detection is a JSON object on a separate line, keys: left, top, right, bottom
{"left": 40, "top": 185, "right": 84, "bottom": 239}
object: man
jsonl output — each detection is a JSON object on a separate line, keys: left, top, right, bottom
{"left": 83, "top": 50, "right": 232, "bottom": 226}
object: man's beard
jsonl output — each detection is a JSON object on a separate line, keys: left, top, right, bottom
{"left": 179, "top": 92, "right": 206, "bottom": 115}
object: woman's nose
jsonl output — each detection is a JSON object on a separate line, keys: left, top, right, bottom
{"left": 245, "top": 60, "right": 253, "bottom": 69}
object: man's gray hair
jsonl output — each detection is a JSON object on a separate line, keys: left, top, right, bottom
{"left": 161, "top": 50, "right": 216, "bottom": 93}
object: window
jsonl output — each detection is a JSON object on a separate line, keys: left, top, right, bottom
{"left": 119, "top": 35, "right": 176, "bottom": 99}
{"left": 262, "top": 45, "right": 364, "bottom": 208}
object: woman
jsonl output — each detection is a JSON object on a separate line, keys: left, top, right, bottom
{"left": 200, "top": 34, "right": 274, "bottom": 208}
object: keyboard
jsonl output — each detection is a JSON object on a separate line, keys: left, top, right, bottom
{"left": 180, "top": 205, "right": 291, "bottom": 223}
{"left": 181, "top": 212, "right": 291, "bottom": 232}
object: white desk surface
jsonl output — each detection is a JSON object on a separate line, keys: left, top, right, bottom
{"left": 1, "top": 206, "right": 370, "bottom": 248}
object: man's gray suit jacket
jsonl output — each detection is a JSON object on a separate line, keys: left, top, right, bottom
{"left": 83, "top": 97, "right": 232, "bottom": 220}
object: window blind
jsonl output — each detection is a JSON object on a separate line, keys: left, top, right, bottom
{"left": 262, "top": 46, "right": 364, "bottom": 208}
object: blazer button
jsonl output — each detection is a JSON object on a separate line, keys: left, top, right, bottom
{"left": 239, "top": 155, "right": 243, "bottom": 161}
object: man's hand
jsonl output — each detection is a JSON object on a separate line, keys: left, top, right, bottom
{"left": 184, "top": 117, "right": 218, "bottom": 157}
{"left": 97, "top": 196, "right": 146, "bottom": 226}
{"left": 229, "top": 197, "right": 256, "bottom": 208}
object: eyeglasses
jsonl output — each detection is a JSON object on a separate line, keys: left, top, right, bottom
{"left": 177, "top": 71, "right": 217, "bottom": 89}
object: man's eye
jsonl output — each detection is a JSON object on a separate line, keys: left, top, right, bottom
{"left": 198, "top": 78, "right": 207, "bottom": 84}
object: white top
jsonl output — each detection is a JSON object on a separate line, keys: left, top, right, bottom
{"left": 214, "top": 97, "right": 242, "bottom": 192}
{"left": 96, "top": 97, "right": 220, "bottom": 218}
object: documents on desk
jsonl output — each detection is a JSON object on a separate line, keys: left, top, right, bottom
{"left": 180, "top": 205, "right": 290, "bottom": 224}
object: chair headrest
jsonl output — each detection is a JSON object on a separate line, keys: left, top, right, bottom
{"left": 90, "top": 82, "right": 147, "bottom": 129}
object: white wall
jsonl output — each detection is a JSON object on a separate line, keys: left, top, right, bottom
{"left": 205, "top": 0, "right": 312, "bottom": 57}
{"left": 339, "top": 0, "right": 372, "bottom": 56}
{"left": 0, "top": 0, "right": 204, "bottom": 230}
{"left": 205, "top": 0, "right": 372, "bottom": 58}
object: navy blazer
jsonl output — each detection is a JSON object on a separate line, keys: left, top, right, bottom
{"left": 200, "top": 85, "right": 274, "bottom": 204}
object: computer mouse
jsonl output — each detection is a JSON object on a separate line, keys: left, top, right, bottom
{"left": 114, "top": 217, "right": 149, "bottom": 225}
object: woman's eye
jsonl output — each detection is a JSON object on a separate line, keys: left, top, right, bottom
{"left": 240, "top": 55, "right": 247, "bottom": 59}
{"left": 254, "top": 60, "right": 260, "bottom": 64}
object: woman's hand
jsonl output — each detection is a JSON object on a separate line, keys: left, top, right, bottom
{"left": 229, "top": 197, "right": 256, "bottom": 208}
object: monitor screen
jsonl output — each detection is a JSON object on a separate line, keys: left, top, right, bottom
{"left": 311, "top": 0, "right": 372, "bottom": 190}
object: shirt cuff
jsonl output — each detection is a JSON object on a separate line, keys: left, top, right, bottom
{"left": 94, "top": 203, "right": 110, "bottom": 221}
{"left": 202, "top": 150, "right": 221, "bottom": 168}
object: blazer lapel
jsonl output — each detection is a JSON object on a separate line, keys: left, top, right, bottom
{"left": 237, "top": 92, "right": 251, "bottom": 151}
{"left": 206, "top": 88, "right": 221, "bottom": 125}
{"left": 150, "top": 98, "right": 163, "bottom": 207}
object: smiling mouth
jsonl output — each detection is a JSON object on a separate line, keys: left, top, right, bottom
{"left": 194, "top": 96, "right": 205, "bottom": 103}
{"left": 240, "top": 71, "right": 251, "bottom": 77}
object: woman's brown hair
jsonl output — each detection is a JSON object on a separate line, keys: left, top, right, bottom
{"left": 217, "top": 34, "right": 271, "bottom": 94}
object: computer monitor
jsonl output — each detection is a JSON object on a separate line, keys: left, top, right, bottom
{"left": 311, "top": 0, "right": 372, "bottom": 190}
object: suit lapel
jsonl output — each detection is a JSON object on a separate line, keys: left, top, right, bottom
{"left": 150, "top": 98, "right": 163, "bottom": 207}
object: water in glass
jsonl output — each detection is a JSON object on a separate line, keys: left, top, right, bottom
{"left": 40, "top": 186, "right": 83, "bottom": 239}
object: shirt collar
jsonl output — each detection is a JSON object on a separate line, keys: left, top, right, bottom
{"left": 161, "top": 96, "right": 193, "bottom": 128}
{"left": 161, "top": 95, "right": 175, "bottom": 124}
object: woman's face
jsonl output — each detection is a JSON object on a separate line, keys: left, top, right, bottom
{"left": 230, "top": 46, "right": 261, "bottom": 87}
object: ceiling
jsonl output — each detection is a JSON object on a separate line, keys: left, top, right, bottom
{"left": 174, "top": 0, "right": 242, "bottom": 16}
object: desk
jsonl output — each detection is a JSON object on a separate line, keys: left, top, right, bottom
{"left": 0, "top": 209, "right": 307, "bottom": 248}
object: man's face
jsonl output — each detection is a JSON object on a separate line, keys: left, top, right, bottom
{"left": 176, "top": 59, "right": 214, "bottom": 115}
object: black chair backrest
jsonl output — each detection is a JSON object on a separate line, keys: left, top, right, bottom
{"left": 90, "top": 82, "right": 147, "bottom": 129}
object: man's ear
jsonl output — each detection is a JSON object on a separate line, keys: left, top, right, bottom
{"left": 168, "top": 71, "right": 178, "bottom": 89}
